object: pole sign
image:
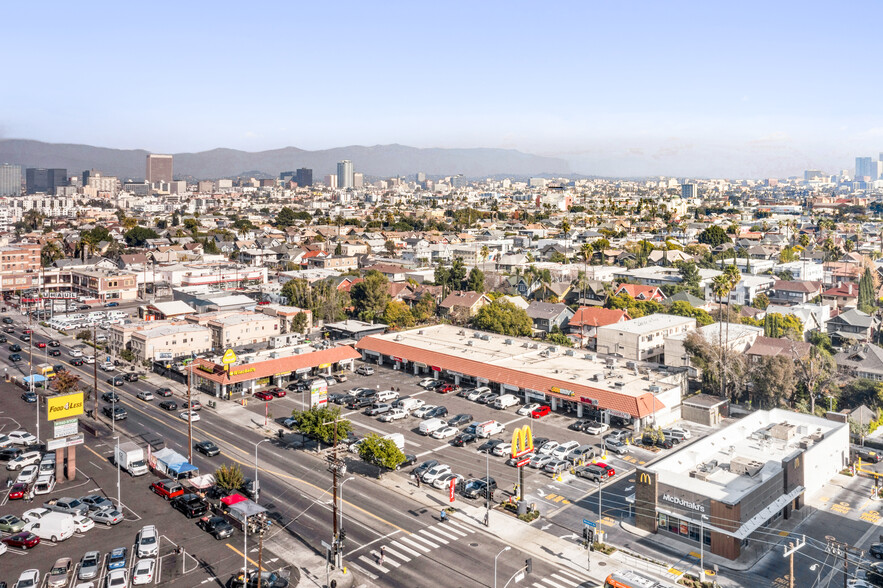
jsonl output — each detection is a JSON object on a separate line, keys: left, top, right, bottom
{"left": 310, "top": 378, "right": 328, "bottom": 408}
{"left": 53, "top": 418, "right": 79, "bottom": 438}
{"left": 221, "top": 349, "right": 237, "bottom": 365}
{"left": 47, "top": 392, "right": 84, "bottom": 421}
{"left": 583, "top": 518, "right": 596, "bottom": 528}
{"left": 449, "top": 477, "right": 456, "bottom": 502}
{"left": 511, "top": 425, "right": 534, "bottom": 461}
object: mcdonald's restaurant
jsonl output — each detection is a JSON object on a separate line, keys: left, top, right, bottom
{"left": 634, "top": 409, "right": 848, "bottom": 560}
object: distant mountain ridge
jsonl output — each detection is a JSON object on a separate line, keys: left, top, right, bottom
{"left": 0, "top": 139, "right": 570, "bottom": 180}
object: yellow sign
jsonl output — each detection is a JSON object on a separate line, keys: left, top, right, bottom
{"left": 318, "top": 363, "right": 331, "bottom": 369}
{"left": 550, "top": 386, "right": 560, "bottom": 393}
{"left": 197, "top": 364, "right": 215, "bottom": 373}
{"left": 230, "top": 367, "right": 256, "bottom": 376}
{"left": 47, "top": 392, "right": 84, "bottom": 421}
{"left": 221, "top": 349, "right": 237, "bottom": 365}
{"left": 510, "top": 425, "right": 534, "bottom": 459}
{"left": 639, "top": 472, "right": 651, "bottom": 485}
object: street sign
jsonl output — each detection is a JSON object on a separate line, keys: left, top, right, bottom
{"left": 321, "top": 540, "right": 332, "bottom": 551}
{"left": 514, "top": 571, "right": 525, "bottom": 583}
{"left": 583, "top": 519, "right": 596, "bottom": 528}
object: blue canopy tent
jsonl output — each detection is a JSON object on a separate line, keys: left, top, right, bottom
{"left": 150, "top": 447, "right": 199, "bottom": 480}
{"left": 23, "top": 374, "right": 47, "bottom": 388}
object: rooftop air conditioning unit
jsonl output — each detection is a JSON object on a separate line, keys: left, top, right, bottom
{"left": 458, "top": 330, "right": 465, "bottom": 336}
{"left": 395, "top": 335, "right": 403, "bottom": 341}
{"left": 586, "top": 354, "right": 596, "bottom": 361}
{"left": 649, "top": 385, "right": 661, "bottom": 393}
{"left": 481, "top": 335, "right": 491, "bottom": 341}
{"left": 613, "top": 381, "right": 625, "bottom": 388}
{"left": 504, "top": 339, "right": 513, "bottom": 345}
{"left": 473, "top": 332, "right": 482, "bottom": 338}
{"left": 565, "top": 349, "right": 575, "bottom": 356}
{"left": 418, "top": 330, "right": 424, "bottom": 335}
{"left": 548, "top": 346, "right": 558, "bottom": 353}
{"left": 522, "top": 342, "right": 529, "bottom": 348}
{"left": 466, "top": 340, "right": 474, "bottom": 346}
{"left": 530, "top": 343, "right": 539, "bottom": 349}
{"left": 626, "top": 361, "right": 637, "bottom": 369}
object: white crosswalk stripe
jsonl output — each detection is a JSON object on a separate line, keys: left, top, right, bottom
{"left": 440, "top": 523, "right": 467, "bottom": 537}
{"left": 448, "top": 520, "right": 475, "bottom": 533}
{"left": 534, "top": 577, "right": 571, "bottom": 588}
{"left": 427, "top": 525, "right": 460, "bottom": 541}
{"left": 415, "top": 529, "right": 446, "bottom": 545}
{"left": 370, "top": 549, "right": 400, "bottom": 567}
{"left": 358, "top": 554, "right": 390, "bottom": 573}
{"left": 390, "top": 540, "right": 422, "bottom": 558}
{"left": 381, "top": 546, "right": 410, "bottom": 563}
{"left": 399, "top": 536, "right": 431, "bottom": 553}
{"left": 550, "top": 572, "right": 580, "bottom": 585}
{"left": 553, "top": 569, "right": 583, "bottom": 583}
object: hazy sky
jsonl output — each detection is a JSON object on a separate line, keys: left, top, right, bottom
{"left": 3, "top": 1, "right": 882, "bottom": 177}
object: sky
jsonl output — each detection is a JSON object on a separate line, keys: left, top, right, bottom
{"left": 3, "top": 1, "right": 883, "bottom": 178}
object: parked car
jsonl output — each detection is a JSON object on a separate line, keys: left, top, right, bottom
{"left": 2, "top": 531, "right": 40, "bottom": 549}
{"left": 253, "top": 391, "right": 274, "bottom": 401}
{"left": 198, "top": 515, "right": 234, "bottom": 539}
{"left": 80, "top": 494, "right": 114, "bottom": 512}
{"left": 132, "top": 558, "right": 156, "bottom": 585}
{"left": 529, "top": 454, "right": 554, "bottom": 469}
{"left": 20, "top": 391, "right": 37, "bottom": 403}
{"left": 412, "top": 460, "right": 438, "bottom": 478}
{"left": 491, "top": 442, "right": 513, "bottom": 457}
{"left": 432, "top": 472, "right": 464, "bottom": 490}
{"left": 89, "top": 508, "right": 124, "bottom": 526}
{"left": 8, "top": 430, "right": 38, "bottom": 446}
{"left": 395, "top": 454, "right": 417, "bottom": 471}
{"left": 543, "top": 459, "right": 570, "bottom": 475}
{"left": 517, "top": 403, "right": 540, "bottom": 416}
{"left": 461, "top": 476, "right": 497, "bottom": 499}
{"left": 604, "top": 438, "right": 631, "bottom": 455}
{"left": 478, "top": 439, "right": 505, "bottom": 454}
{"left": 419, "top": 378, "right": 439, "bottom": 388}
{"left": 105, "top": 569, "right": 129, "bottom": 588}
{"left": 78, "top": 551, "right": 101, "bottom": 581}
{"left": 424, "top": 406, "right": 449, "bottom": 419}
{"left": 448, "top": 413, "right": 473, "bottom": 427}
{"left": 432, "top": 426, "right": 459, "bottom": 440}
{"left": 452, "top": 432, "right": 477, "bottom": 447}
{"left": 136, "top": 525, "right": 159, "bottom": 557}
{"left": 46, "top": 557, "right": 72, "bottom": 588}
{"left": 0, "top": 514, "right": 25, "bottom": 533}
{"left": 150, "top": 480, "right": 184, "bottom": 500}
{"left": 530, "top": 405, "right": 551, "bottom": 419}
{"left": 421, "top": 464, "right": 452, "bottom": 484}
{"left": 8, "top": 482, "right": 31, "bottom": 500}
{"left": 378, "top": 408, "right": 408, "bottom": 422}
{"left": 355, "top": 365, "right": 374, "bottom": 376}
{"left": 136, "top": 390, "right": 154, "bottom": 401}
{"left": 171, "top": 494, "right": 208, "bottom": 518}
{"left": 412, "top": 404, "right": 436, "bottom": 418}
{"left": 12, "top": 569, "right": 40, "bottom": 588}
{"left": 551, "top": 441, "right": 581, "bottom": 459}
{"left": 365, "top": 403, "right": 392, "bottom": 416}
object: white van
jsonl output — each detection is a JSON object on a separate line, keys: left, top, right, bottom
{"left": 492, "top": 394, "right": 519, "bottom": 410}
{"left": 69, "top": 348, "right": 83, "bottom": 358}
{"left": 475, "top": 420, "right": 505, "bottom": 438}
{"left": 24, "top": 511, "right": 75, "bottom": 542}
{"left": 419, "top": 418, "right": 446, "bottom": 436}
{"left": 375, "top": 390, "right": 399, "bottom": 403}
{"left": 397, "top": 398, "right": 422, "bottom": 412}
{"left": 383, "top": 433, "right": 405, "bottom": 450}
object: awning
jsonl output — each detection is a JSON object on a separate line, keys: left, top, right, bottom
{"left": 221, "top": 493, "right": 248, "bottom": 506}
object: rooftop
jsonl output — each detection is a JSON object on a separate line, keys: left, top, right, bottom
{"left": 598, "top": 313, "right": 695, "bottom": 335}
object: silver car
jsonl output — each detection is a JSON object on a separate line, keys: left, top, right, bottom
{"left": 89, "top": 508, "right": 124, "bottom": 526}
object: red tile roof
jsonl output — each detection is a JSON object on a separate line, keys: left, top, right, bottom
{"left": 569, "top": 307, "right": 630, "bottom": 328}
{"left": 354, "top": 337, "right": 664, "bottom": 418}
{"left": 189, "top": 346, "right": 361, "bottom": 384}
{"left": 614, "top": 283, "right": 665, "bottom": 301}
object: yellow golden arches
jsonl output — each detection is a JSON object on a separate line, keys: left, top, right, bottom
{"left": 639, "top": 472, "right": 651, "bottom": 485}
{"left": 511, "top": 425, "right": 534, "bottom": 459}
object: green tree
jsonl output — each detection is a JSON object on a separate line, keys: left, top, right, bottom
{"left": 466, "top": 267, "right": 485, "bottom": 293}
{"left": 471, "top": 300, "right": 532, "bottom": 336}
{"left": 547, "top": 332, "right": 573, "bottom": 347}
{"left": 413, "top": 293, "right": 437, "bottom": 322}
{"left": 276, "top": 207, "right": 299, "bottom": 227}
{"left": 796, "top": 345, "right": 835, "bottom": 414}
{"left": 697, "top": 225, "right": 730, "bottom": 248}
{"left": 215, "top": 464, "right": 245, "bottom": 492}
{"left": 750, "top": 356, "right": 796, "bottom": 408}
{"left": 449, "top": 257, "right": 467, "bottom": 288}
{"left": 289, "top": 405, "right": 352, "bottom": 444}
{"left": 357, "top": 434, "right": 406, "bottom": 472}
{"left": 183, "top": 218, "right": 199, "bottom": 233}
{"left": 41, "top": 241, "right": 64, "bottom": 267}
{"left": 763, "top": 313, "right": 803, "bottom": 339}
{"left": 838, "top": 379, "right": 883, "bottom": 412}
{"left": 22, "top": 209, "right": 45, "bottom": 231}
{"left": 383, "top": 301, "right": 415, "bottom": 329}
{"left": 676, "top": 262, "right": 701, "bottom": 295}
{"left": 859, "top": 267, "right": 876, "bottom": 314}
{"left": 350, "top": 270, "right": 391, "bottom": 322}
{"left": 752, "top": 292, "right": 770, "bottom": 310}
{"left": 384, "top": 240, "right": 397, "bottom": 257}
{"left": 291, "top": 311, "right": 309, "bottom": 333}
{"left": 778, "top": 247, "right": 799, "bottom": 263}
{"left": 667, "top": 300, "right": 714, "bottom": 326}
{"left": 124, "top": 226, "right": 160, "bottom": 247}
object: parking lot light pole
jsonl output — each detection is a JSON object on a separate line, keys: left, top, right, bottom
{"left": 700, "top": 514, "right": 708, "bottom": 579}
{"left": 254, "top": 438, "right": 271, "bottom": 497}
{"left": 494, "top": 546, "right": 511, "bottom": 588}
{"left": 114, "top": 436, "right": 121, "bottom": 508}
{"left": 486, "top": 452, "right": 491, "bottom": 526}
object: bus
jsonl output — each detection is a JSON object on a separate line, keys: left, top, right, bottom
{"left": 604, "top": 571, "right": 675, "bottom": 588}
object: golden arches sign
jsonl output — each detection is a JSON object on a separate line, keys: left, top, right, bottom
{"left": 639, "top": 472, "right": 652, "bottom": 485}
{"left": 511, "top": 425, "right": 534, "bottom": 459}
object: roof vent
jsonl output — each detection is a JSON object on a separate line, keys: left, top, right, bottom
{"left": 585, "top": 353, "right": 596, "bottom": 361}
{"left": 548, "top": 346, "right": 558, "bottom": 353}
{"left": 418, "top": 330, "right": 424, "bottom": 335}
{"left": 481, "top": 334, "right": 491, "bottom": 341}
{"left": 458, "top": 330, "right": 465, "bottom": 336}
{"left": 614, "top": 381, "right": 625, "bottom": 388}
{"left": 649, "top": 385, "right": 661, "bottom": 393}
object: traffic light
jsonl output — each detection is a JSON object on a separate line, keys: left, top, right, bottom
{"left": 525, "top": 558, "right": 532, "bottom": 575}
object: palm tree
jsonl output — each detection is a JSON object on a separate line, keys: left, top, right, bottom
{"left": 22, "top": 210, "right": 45, "bottom": 231}
{"left": 41, "top": 240, "right": 64, "bottom": 267}
{"left": 722, "top": 264, "right": 741, "bottom": 398}
{"left": 711, "top": 274, "right": 731, "bottom": 397}
{"left": 561, "top": 219, "right": 571, "bottom": 259}
{"left": 480, "top": 245, "right": 490, "bottom": 268}
{"left": 579, "top": 242, "right": 593, "bottom": 303}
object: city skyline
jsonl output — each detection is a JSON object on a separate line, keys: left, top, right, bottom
{"left": 3, "top": 1, "right": 883, "bottom": 177}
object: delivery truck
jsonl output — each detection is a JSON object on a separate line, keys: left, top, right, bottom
{"left": 114, "top": 442, "right": 149, "bottom": 476}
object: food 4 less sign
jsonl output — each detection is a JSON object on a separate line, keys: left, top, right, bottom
{"left": 47, "top": 392, "right": 84, "bottom": 421}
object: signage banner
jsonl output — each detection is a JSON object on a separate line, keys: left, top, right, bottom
{"left": 46, "top": 433, "right": 84, "bottom": 450}
{"left": 430, "top": 366, "right": 441, "bottom": 372}
{"left": 230, "top": 367, "right": 256, "bottom": 376}
{"left": 47, "top": 392, "right": 84, "bottom": 421}
{"left": 54, "top": 418, "right": 79, "bottom": 438}
{"left": 157, "top": 352, "right": 173, "bottom": 360}
{"left": 295, "top": 367, "right": 312, "bottom": 375}
{"left": 390, "top": 357, "right": 403, "bottom": 363}
{"left": 608, "top": 409, "right": 632, "bottom": 419}
{"left": 449, "top": 477, "right": 456, "bottom": 502}
{"left": 580, "top": 397, "right": 599, "bottom": 406}
{"left": 221, "top": 349, "right": 237, "bottom": 365}
{"left": 310, "top": 378, "right": 328, "bottom": 408}
{"left": 318, "top": 363, "right": 332, "bottom": 369}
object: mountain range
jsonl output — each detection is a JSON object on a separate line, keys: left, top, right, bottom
{"left": 0, "top": 139, "right": 571, "bottom": 181}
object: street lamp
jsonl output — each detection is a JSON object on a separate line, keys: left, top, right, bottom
{"left": 254, "top": 438, "right": 271, "bottom": 500}
{"left": 113, "top": 436, "right": 121, "bottom": 508}
{"left": 700, "top": 514, "right": 708, "bottom": 580}
{"left": 338, "top": 476, "right": 355, "bottom": 567}
{"left": 494, "top": 546, "right": 511, "bottom": 588}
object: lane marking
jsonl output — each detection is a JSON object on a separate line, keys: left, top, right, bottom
{"left": 225, "top": 543, "right": 258, "bottom": 566}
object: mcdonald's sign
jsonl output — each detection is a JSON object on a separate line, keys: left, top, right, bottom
{"left": 639, "top": 472, "right": 652, "bottom": 485}
{"left": 511, "top": 425, "right": 534, "bottom": 460}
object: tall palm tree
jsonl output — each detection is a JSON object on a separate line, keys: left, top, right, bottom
{"left": 41, "top": 240, "right": 64, "bottom": 267}
{"left": 722, "top": 264, "right": 741, "bottom": 397}
{"left": 480, "top": 245, "right": 490, "bottom": 268}
{"left": 580, "top": 242, "right": 593, "bottom": 303}
{"left": 711, "top": 274, "right": 731, "bottom": 398}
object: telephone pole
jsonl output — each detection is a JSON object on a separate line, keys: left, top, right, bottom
{"left": 825, "top": 535, "right": 863, "bottom": 588}
{"left": 782, "top": 535, "right": 805, "bottom": 588}
{"left": 187, "top": 359, "right": 193, "bottom": 463}
{"left": 322, "top": 411, "right": 349, "bottom": 569}
{"left": 93, "top": 321, "right": 98, "bottom": 420}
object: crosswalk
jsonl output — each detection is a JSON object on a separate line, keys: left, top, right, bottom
{"left": 347, "top": 522, "right": 591, "bottom": 588}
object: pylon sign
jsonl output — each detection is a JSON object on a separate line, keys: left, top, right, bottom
{"left": 511, "top": 425, "right": 534, "bottom": 459}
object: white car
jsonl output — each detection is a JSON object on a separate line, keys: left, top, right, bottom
{"left": 537, "top": 440, "right": 559, "bottom": 455}
{"left": 379, "top": 408, "right": 408, "bottom": 422}
{"left": 583, "top": 421, "right": 609, "bottom": 435}
{"left": 72, "top": 515, "right": 95, "bottom": 533}
{"left": 551, "top": 441, "right": 581, "bottom": 459}
{"left": 467, "top": 387, "right": 490, "bottom": 401}
{"left": 83, "top": 356, "right": 95, "bottom": 364}
{"left": 7, "top": 451, "right": 42, "bottom": 471}
{"left": 8, "top": 430, "right": 38, "bottom": 446}
{"left": 22, "top": 507, "right": 52, "bottom": 523}
{"left": 101, "top": 362, "right": 115, "bottom": 372}
{"left": 492, "top": 442, "right": 513, "bottom": 457}
{"left": 136, "top": 525, "right": 159, "bottom": 557}
{"left": 432, "top": 472, "right": 464, "bottom": 490}
{"left": 132, "top": 558, "right": 155, "bottom": 585}
{"left": 517, "top": 403, "right": 541, "bottom": 416}
{"left": 0, "top": 541, "right": 6, "bottom": 556}
{"left": 419, "top": 378, "right": 437, "bottom": 388}
{"left": 104, "top": 569, "right": 128, "bottom": 588}
{"left": 0, "top": 434, "right": 11, "bottom": 448}
{"left": 431, "top": 426, "right": 458, "bottom": 440}
{"left": 421, "top": 464, "right": 452, "bottom": 484}
{"left": 136, "top": 391, "right": 154, "bottom": 401}
{"left": 13, "top": 569, "right": 39, "bottom": 588}
{"left": 178, "top": 410, "right": 200, "bottom": 422}
{"left": 412, "top": 405, "right": 436, "bottom": 418}
{"left": 16, "top": 465, "right": 39, "bottom": 485}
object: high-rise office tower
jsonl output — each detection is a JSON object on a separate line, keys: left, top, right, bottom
{"left": 26, "top": 168, "right": 67, "bottom": 194}
{"left": 416, "top": 172, "right": 426, "bottom": 183}
{"left": 146, "top": 154, "right": 173, "bottom": 184}
{"left": 0, "top": 163, "right": 22, "bottom": 196}
{"left": 337, "top": 160, "right": 353, "bottom": 189}
{"left": 856, "top": 157, "right": 876, "bottom": 181}
{"left": 279, "top": 171, "right": 296, "bottom": 182}
{"left": 681, "top": 183, "right": 697, "bottom": 199}
{"left": 353, "top": 172, "right": 364, "bottom": 188}
{"left": 296, "top": 168, "right": 313, "bottom": 187}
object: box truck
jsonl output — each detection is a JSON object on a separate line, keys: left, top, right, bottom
{"left": 114, "top": 442, "right": 148, "bottom": 476}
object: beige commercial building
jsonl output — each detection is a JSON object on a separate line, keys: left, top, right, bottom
{"left": 127, "top": 322, "right": 212, "bottom": 362}
{"left": 186, "top": 311, "right": 279, "bottom": 349}
{"left": 596, "top": 314, "right": 696, "bottom": 363}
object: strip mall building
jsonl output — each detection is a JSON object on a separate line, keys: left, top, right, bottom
{"left": 355, "top": 324, "right": 685, "bottom": 429}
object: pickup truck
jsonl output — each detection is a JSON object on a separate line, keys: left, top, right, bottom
{"left": 43, "top": 497, "right": 89, "bottom": 516}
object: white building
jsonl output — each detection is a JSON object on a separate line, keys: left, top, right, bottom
{"left": 596, "top": 314, "right": 696, "bottom": 363}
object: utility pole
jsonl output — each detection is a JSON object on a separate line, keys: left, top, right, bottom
{"left": 93, "top": 321, "right": 98, "bottom": 421}
{"left": 257, "top": 528, "right": 264, "bottom": 582}
{"left": 322, "top": 411, "right": 349, "bottom": 569}
{"left": 825, "top": 536, "right": 862, "bottom": 588}
{"left": 187, "top": 359, "right": 193, "bottom": 463}
{"left": 782, "top": 535, "right": 805, "bottom": 588}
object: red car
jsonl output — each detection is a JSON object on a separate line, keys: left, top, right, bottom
{"left": 8, "top": 482, "right": 30, "bottom": 500}
{"left": 35, "top": 341, "right": 46, "bottom": 348}
{"left": 531, "top": 405, "right": 551, "bottom": 419}
{"left": 254, "top": 391, "right": 274, "bottom": 401}
{"left": 269, "top": 388, "right": 286, "bottom": 398}
{"left": 438, "top": 384, "right": 460, "bottom": 394}
{"left": 595, "top": 462, "right": 616, "bottom": 477}
{"left": 3, "top": 531, "right": 40, "bottom": 549}
{"left": 150, "top": 480, "right": 185, "bottom": 500}
{"left": 22, "top": 329, "right": 32, "bottom": 334}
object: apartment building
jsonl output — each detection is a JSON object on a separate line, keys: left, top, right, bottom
{"left": 70, "top": 268, "right": 139, "bottom": 303}
{"left": 596, "top": 314, "right": 696, "bottom": 363}
{"left": 127, "top": 322, "right": 212, "bottom": 361}
{"left": 0, "top": 244, "right": 40, "bottom": 274}
{"left": 186, "top": 311, "right": 279, "bottom": 349}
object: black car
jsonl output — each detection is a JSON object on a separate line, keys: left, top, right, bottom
{"left": 8, "top": 343, "right": 20, "bottom": 352}
{"left": 195, "top": 441, "right": 220, "bottom": 457}
{"left": 102, "top": 391, "right": 120, "bottom": 402}
{"left": 124, "top": 372, "right": 140, "bottom": 382}
{"left": 107, "top": 376, "right": 125, "bottom": 386}
{"left": 869, "top": 543, "right": 883, "bottom": 560}
{"left": 103, "top": 406, "right": 127, "bottom": 420}
{"left": 452, "top": 432, "right": 477, "bottom": 447}
{"left": 53, "top": 364, "right": 65, "bottom": 373}
{"left": 21, "top": 391, "right": 37, "bottom": 403}
{"left": 853, "top": 446, "right": 883, "bottom": 463}
{"left": 395, "top": 454, "right": 417, "bottom": 471}
{"left": 345, "top": 397, "right": 372, "bottom": 409}
{"left": 328, "top": 392, "right": 349, "bottom": 405}
{"left": 159, "top": 400, "right": 178, "bottom": 411}
{"left": 569, "top": 419, "right": 590, "bottom": 432}
{"left": 0, "top": 447, "right": 23, "bottom": 462}
{"left": 1, "top": 317, "right": 12, "bottom": 324}
{"left": 412, "top": 459, "right": 439, "bottom": 478}
{"left": 478, "top": 439, "right": 504, "bottom": 453}
{"left": 171, "top": 494, "right": 208, "bottom": 518}
{"left": 448, "top": 414, "right": 472, "bottom": 427}
{"left": 462, "top": 477, "right": 497, "bottom": 499}
{"left": 199, "top": 516, "right": 234, "bottom": 539}
{"left": 8, "top": 353, "right": 21, "bottom": 362}
{"left": 0, "top": 335, "right": 6, "bottom": 344}
{"left": 2, "top": 326, "right": 13, "bottom": 333}
{"left": 47, "top": 340, "right": 60, "bottom": 347}
{"left": 642, "top": 434, "right": 673, "bottom": 449}
{"left": 49, "top": 349, "right": 61, "bottom": 356}
{"left": 155, "top": 387, "right": 173, "bottom": 397}
{"left": 71, "top": 358, "right": 84, "bottom": 366}
{"left": 355, "top": 388, "right": 377, "bottom": 399}
{"left": 424, "top": 406, "right": 448, "bottom": 419}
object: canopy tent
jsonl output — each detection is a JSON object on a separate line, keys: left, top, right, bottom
{"left": 23, "top": 374, "right": 47, "bottom": 384}
{"left": 221, "top": 493, "right": 248, "bottom": 506}
{"left": 230, "top": 500, "right": 267, "bottom": 518}
{"left": 186, "top": 474, "right": 215, "bottom": 490}
{"left": 150, "top": 447, "right": 198, "bottom": 480}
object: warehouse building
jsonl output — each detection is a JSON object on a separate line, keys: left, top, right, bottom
{"left": 635, "top": 409, "right": 848, "bottom": 560}
{"left": 355, "top": 324, "right": 686, "bottom": 429}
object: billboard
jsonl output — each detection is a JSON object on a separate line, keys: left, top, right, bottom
{"left": 47, "top": 392, "right": 84, "bottom": 421}
{"left": 310, "top": 378, "right": 328, "bottom": 408}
